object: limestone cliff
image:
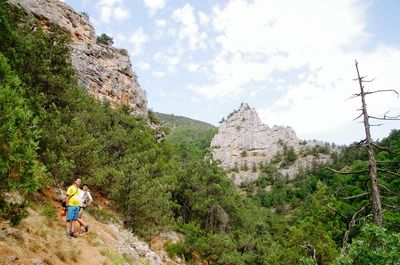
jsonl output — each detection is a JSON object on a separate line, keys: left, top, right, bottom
{"left": 211, "top": 103, "right": 332, "bottom": 185}
{"left": 9, "top": 0, "right": 148, "bottom": 118}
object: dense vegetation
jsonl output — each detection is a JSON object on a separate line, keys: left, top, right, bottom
{"left": 0, "top": 2, "right": 399, "bottom": 264}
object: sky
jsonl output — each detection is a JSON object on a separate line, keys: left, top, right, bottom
{"left": 62, "top": 0, "right": 400, "bottom": 145}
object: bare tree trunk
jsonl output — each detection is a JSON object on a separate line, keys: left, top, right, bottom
{"left": 341, "top": 205, "right": 367, "bottom": 255}
{"left": 302, "top": 243, "right": 318, "bottom": 264}
{"left": 355, "top": 61, "right": 383, "bottom": 226}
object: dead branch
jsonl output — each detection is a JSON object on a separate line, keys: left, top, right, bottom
{"left": 355, "top": 139, "right": 367, "bottom": 147}
{"left": 334, "top": 187, "right": 345, "bottom": 196}
{"left": 326, "top": 167, "right": 368, "bottom": 175}
{"left": 353, "top": 112, "right": 364, "bottom": 121}
{"left": 357, "top": 213, "right": 373, "bottom": 224}
{"left": 362, "top": 78, "right": 376, "bottom": 82}
{"left": 338, "top": 204, "right": 368, "bottom": 256}
{"left": 301, "top": 243, "right": 317, "bottom": 264}
{"left": 327, "top": 204, "right": 348, "bottom": 221}
{"left": 377, "top": 168, "right": 400, "bottom": 177}
{"left": 337, "top": 193, "right": 369, "bottom": 200}
{"left": 364, "top": 89, "right": 399, "bottom": 97}
{"left": 382, "top": 204, "right": 400, "bottom": 210}
{"left": 384, "top": 111, "right": 400, "bottom": 119}
{"left": 378, "top": 184, "right": 400, "bottom": 195}
{"left": 372, "top": 143, "right": 400, "bottom": 155}
{"left": 369, "top": 115, "right": 400, "bottom": 121}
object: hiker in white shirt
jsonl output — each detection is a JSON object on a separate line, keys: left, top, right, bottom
{"left": 78, "top": 183, "right": 93, "bottom": 232}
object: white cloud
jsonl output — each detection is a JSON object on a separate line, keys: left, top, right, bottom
{"left": 184, "top": 0, "right": 400, "bottom": 141}
{"left": 198, "top": 11, "right": 209, "bottom": 26}
{"left": 128, "top": 28, "right": 149, "bottom": 55}
{"left": 113, "top": 33, "right": 127, "bottom": 46}
{"left": 189, "top": 53, "right": 275, "bottom": 98}
{"left": 143, "top": 0, "right": 166, "bottom": 15}
{"left": 155, "top": 19, "right": 167, "bottom": 28}
{"left": 153, "top": 51, "right": 182, "bottom": 73}
{"left": 153, "top": 71, "right": 166, "bottom": 78}
{"left": 212, "top": 0, "right": 367, "bottom": 56}
{"left": 190, "top": 0, "right": 368, "bottom": 99}
{"left": 137, "top": 61, "right": 151, "bottom": 70}
{"left": 114, "top": 7, "right": 130, "bottom": 22}
{"left": 97, "top": 0, "right": 129, "bottom": 24}
{"left": 99, "top": 7, "right": 112, "bottom": 24}
{"left": 257, "top": 47, "right": 400, "bottom": 138}
{"left": 190, "top": 96, "right": 200, "bottom": 102}
{"left": 172, "top": 4, "right": 207, "bottom": 50}
{"left": 356, "top": 46, "right": 400, "bottom": 117}
{"left": 186, "top": 63, "right": 199, "bottom": 72}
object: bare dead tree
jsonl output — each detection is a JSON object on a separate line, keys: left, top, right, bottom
{"left": 328, "top": 201, "right": 368, "bottom": 256}
{"left": 328, "top": 204, "right": 367, "bottom": 256}
{"left": 352, "top": 60, "right": 399, "bottom": 226}
{"left": 301, "top": 243, "right": 317, "bottom": 264}
{"left": 328, "top": 61, "right": 399, "bottom": 228}
{"left": 354, "top": 60, "right": 382, "bottom": 226}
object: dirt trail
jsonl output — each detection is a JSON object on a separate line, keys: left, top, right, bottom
{"left": 0, "top": 187, "right": 185, "bottom": 265}
{"left": 0, "top": 206, "right": 122, "bottom": 265}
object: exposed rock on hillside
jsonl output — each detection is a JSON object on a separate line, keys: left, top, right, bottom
{"left": 211, "top": 103, "right": 332, "bottom": 185}
{"left": 9, "top": 0, "right": 148, "bottom": 118}
{"left": 0, "top": 188, "right": 182, "bottom": 265}
{"left": 0, "top": 210, "right": 174, "bottom": 265}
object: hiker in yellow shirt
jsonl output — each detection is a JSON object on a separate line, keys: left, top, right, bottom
{"left": 66, "top": 177, "right": 81, "bottom": 237}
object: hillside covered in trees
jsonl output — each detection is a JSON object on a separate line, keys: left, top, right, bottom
{"left": 0, "top": 1, "right": 399, "bottom": 264}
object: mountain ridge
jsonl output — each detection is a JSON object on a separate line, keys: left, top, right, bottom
{"left": 211, "top": 103, "right": 332, "bottom": 185}
{"left": 155, "top": 112, "right": 216, "bottom": 132}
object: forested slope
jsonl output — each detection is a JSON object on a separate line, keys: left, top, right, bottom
{"left": 0, "top": 2, "right": 399, "bottom": 264}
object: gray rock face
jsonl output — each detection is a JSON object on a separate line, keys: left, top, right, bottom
{"left": 8, "top": 0, "right": 94, "bottom": 41}
{"left": 9, "top": 0, "right": 148, "bottom": 118}
{"left": 109, "top": 224, "right": 164, "bottom": 265}
{"left": 211, "top": 103, "right": 331, "bottom": 185}
{"left": 70, "top": 42, "right": 148, "bottom": 117}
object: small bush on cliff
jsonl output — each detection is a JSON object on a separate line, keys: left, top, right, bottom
{"left": 96, "top": 33, "right": 114, "bottom": 46}
{"left": 281, "top": 145, "right": 297, "bottom": 168}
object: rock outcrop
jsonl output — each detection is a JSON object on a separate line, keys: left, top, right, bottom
{"left": 211, "top": 103, "right": 332, "bottom": 185}
{"left": 9, "top": 0, "right": 148, "bottom": 118}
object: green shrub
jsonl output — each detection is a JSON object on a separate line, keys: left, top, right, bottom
{"left": 0, "top": 197, "right": 28, "bottom": 226}
{"left": 119, "top": 49, "right": 128, "bottom": 56}
{"left": 165, "top": 242, "right": 186, "bottom": 258}
{"left": 41, "top": 204, "right": 58, "bottom": 220}
{"left": 87, "top": 205, "right": 116, "bottom": 223}
{"left": 334, "top": 224, "right": 400, "bottom": 265}
{"left": 96, "top": 33, "right": 114, "bottom": 46}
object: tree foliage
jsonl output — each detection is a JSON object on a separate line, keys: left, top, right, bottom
{"left": 96, "top": 33, "right": 114, "bottom": 46}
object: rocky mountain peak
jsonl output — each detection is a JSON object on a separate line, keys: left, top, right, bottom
{"left": 211, "top": 103, "right": 331, "bottom": 185}
{"left": 223, "top": 103, "right": 265, "bottom": 130}
{"left": 9, "top": 0, "right": 148, "bottom": 118}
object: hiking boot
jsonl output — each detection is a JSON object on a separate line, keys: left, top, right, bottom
{"left": 84, "top": 225, "right": 89, "bottom": 232}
